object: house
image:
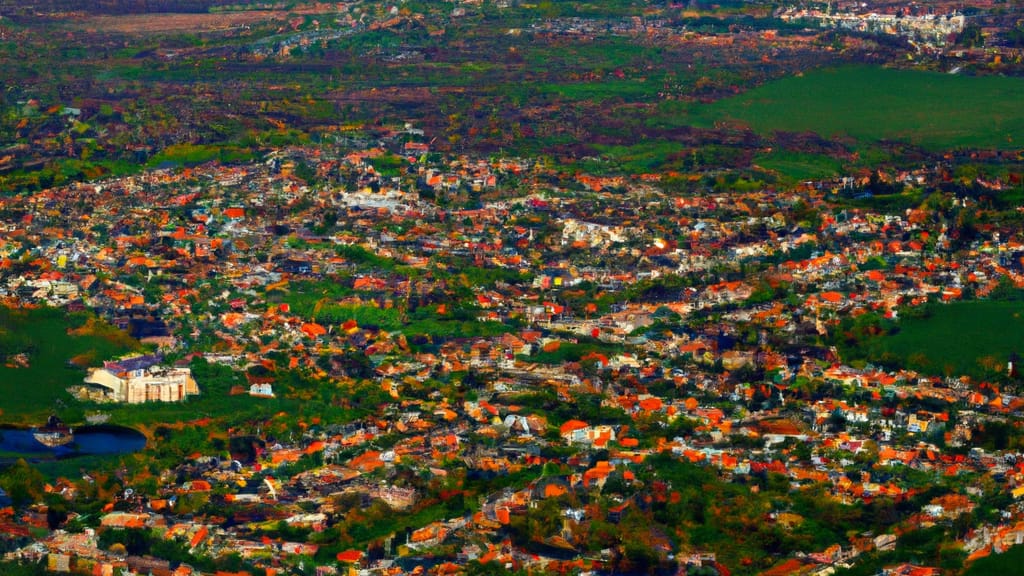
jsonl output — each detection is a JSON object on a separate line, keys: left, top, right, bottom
{"left": 721, "top": 350, "right": 755, "bottom": 371}
{"left": 881, "top": 564, "right": 940, "bottom": 576}
{"left": 100, "top": 512, "right": 151, "bottom": 529}
{"left": 558, "top": 420, "right": 616, "bottom": 446}
{"left": 874, "top": 533, "right": 897, "bottom": 551}
{"left": 84, "top": 355, "right": 199, "bottom": 404}
{"left": 559, "top": 420, "right": 590, "bottom": 445}
{"left": 335, "top": 550, "right": 363, "bottom": 565}
{"left": 925, "top": 494, "right": 975, "bottom": 519}
{"left": 281, "top": 542, "right": 319, "bottom": 556}
{"left": 249, "top": 383, "right": 275, "bottom": 398}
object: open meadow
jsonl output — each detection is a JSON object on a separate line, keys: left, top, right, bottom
{"left": 680, "top": 66, "right": 1024, "bottom": 150}
{"left": 873, "top": 299, "right": 1024, "bottom": 380}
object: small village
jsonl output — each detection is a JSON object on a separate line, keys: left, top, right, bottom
{"left": 1, "top": 127, "right": 1023, "bottom": 576}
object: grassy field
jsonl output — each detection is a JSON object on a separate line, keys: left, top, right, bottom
{"left": 680, "top": 66, "right": 1024, "bottom": 150}
{"left": 876, "top": 300, "right": 1024, "bottom": 379}
{"left": 0, "top": 307, "right": 140, "bottom": 423}
{"left": 588, "top": 140, "right": 689, "bottom": 173}
{"left": 752, "top": 150, "right": 843, "bottom": 182}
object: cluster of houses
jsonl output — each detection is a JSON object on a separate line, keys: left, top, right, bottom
{"left": 2, "top": 134, "right": 1024, "bottom": 576}
{"left": 778, "top": 7, "right": 966, "bottom": 47}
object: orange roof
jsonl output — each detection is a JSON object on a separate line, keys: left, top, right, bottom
{"left": 336, "top": 550, "right": 363, "bottom": 563}
{"left": 349, "top": 450, "right": 384, "bottom": 472}
{"left": 190, "top": 526, "right": 209, "bottom": 549}
{"left": 270, "top": 449, "right": 303, "bottom": 465}
{"left": 544, "top": 483, "right": 569, "bottom": 498}
{"left": 559, "top": 419, "right": 589, "bottom": 435}
{"left": 189, "top": 480, "right": 211, "bottom": 491}
{"left": 495, "top": 508, "right": 511, "bottom": 525}
{"left": 638, "top": 397, "right": 663, "bottom": 411}
{"left": 820, "top": 291, "right": 844, "bottom": 303}
{"left": 760, "top": 558, "right": 808, "bottom": 576}
{"left": 300, "top": 323, "right": 327, "bottom": 338}
{"left": 542, "top": 340, "right": 561, "bottom": 353}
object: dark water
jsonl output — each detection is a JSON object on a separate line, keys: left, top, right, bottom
{"left": 0, "top": 425, "right": 146, "bottom": 457}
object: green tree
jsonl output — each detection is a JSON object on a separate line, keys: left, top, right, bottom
{"left": 0, "top": 459, "right": 45, "bottom": 508}
{"left": 957, "top": 24, "right": 984, "bottom": 48}
{"left": 293, "top": 160, "right": 317, "bottom": 184}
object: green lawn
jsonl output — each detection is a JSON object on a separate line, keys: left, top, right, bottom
{"left": 679, "top": 66, "right": 1024, "bottom": 150}
{"left": 0, "top": 307, "right": 140, "bottom": 423}
{"left": 875, "top": 300, "right": 1024, "bottom": 379}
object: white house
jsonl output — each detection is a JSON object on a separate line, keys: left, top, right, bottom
{"left": 84, "top": 355, "right": 199, "bottom": 404}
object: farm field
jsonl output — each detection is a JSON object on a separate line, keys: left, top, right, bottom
{"left": 752, "top": 150, "right": 843, "bottom": 182}
{"left": 682, "top": 66, "right": 1024, "bottom": 150}
{"left": 875, "top": 300, "right": 1024, "bottom": 380}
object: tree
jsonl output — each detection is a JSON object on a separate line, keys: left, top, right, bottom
{"left": 827, "top": 409, "right": 847, "bottom": 433}
{"left": 293, "top": 160, "right": 317, "bottom": 184}
{"left": 45, "top": 499, "right": 68, "bottom": 530}
{"left": 99, "top": 528, "right": 152, "bottom": 556}
{"left": 1007, "top": 23, "right": 1024, "bottom": 48}
{"left": 957, "top": 24, "right": 984, "bottom": 48}
{"left": 0, "top": 459, "right": 45, "bottom": 508}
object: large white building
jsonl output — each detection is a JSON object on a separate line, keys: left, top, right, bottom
{"left": 84, "top": 354, "right": 199, "bottom": 404}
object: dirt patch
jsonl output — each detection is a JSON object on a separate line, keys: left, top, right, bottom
{"left": 72, "top": 11, "right": 288, "bottom": 34}
{"left": 757, "top": 417, "right": 806, "bottom": 436}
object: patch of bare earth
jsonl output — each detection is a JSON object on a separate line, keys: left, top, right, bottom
{"left": 73, "top": 11, "right": 288, "bottom": 34}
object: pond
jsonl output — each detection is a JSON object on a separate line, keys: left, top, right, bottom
{"left": 0, "top": 424, "right": 146, "bottom": 458}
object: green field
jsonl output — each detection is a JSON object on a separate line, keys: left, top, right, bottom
{"left": 680, "top": 66, "right": 1024, "bottom": 150}
{"left": 963, "top": 544, "right": 1024, "bottom": 576}
{"left": 752, "top": 151, "right": 843, "bottom": 181}
{"left": 0, "top": 307, "right": 140, "bottom": 423}
{"left": 875, "top": 300, "right": 1024, "bottom": 379}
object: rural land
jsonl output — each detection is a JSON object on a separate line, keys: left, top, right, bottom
{"left": 1, "top": 0, "right": 1024, "bottom": 575}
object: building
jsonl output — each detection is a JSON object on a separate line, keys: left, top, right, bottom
{"left": 249, "top": 382, "right": 275, "bottom": 397}
{"left": 84, "top": 354, "right": 199, "bottom": 404}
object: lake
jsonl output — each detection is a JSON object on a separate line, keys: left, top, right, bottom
{"left": 0, "top": 424, "right": 146, "bottom": 458}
